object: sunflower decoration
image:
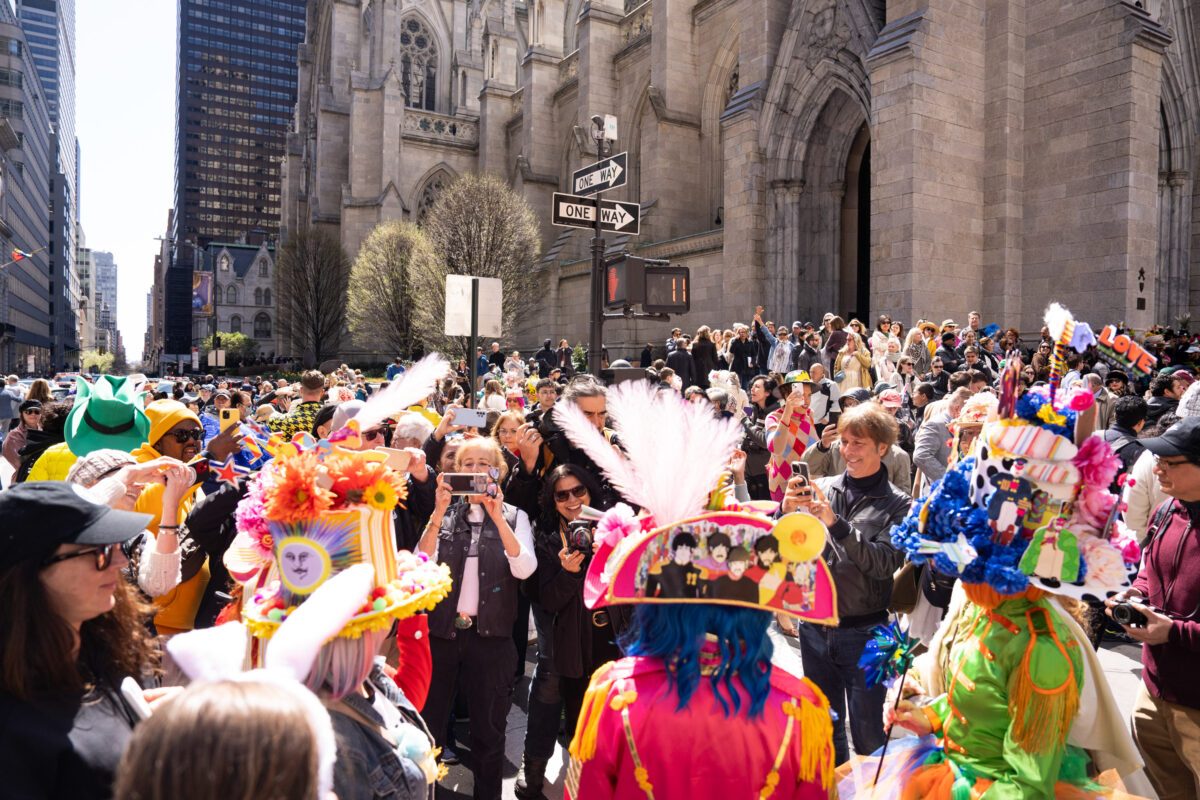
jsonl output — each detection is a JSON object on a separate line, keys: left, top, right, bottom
{"left": 323, "top": 452, "right": 407, "bottom": 511}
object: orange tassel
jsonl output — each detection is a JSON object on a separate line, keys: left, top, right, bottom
{"left": 1007, "top": 607, "right": 1079, "bottom": 755}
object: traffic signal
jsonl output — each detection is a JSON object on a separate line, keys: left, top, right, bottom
{"left": 643, "top": 265, "right": 690, "bottom": 313}
{"left": 604, "top": 255, "right": 644, "bottom": 308}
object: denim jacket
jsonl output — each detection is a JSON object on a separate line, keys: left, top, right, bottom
{"left": 329, "top": 663, "right": 435, "bottom": 800}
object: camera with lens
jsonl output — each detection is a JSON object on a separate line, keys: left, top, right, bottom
{"left": 567, "top": 519, "right": 594, "bottom": 555}
{"left": 1111, "top": 602, "right": 1148, "bottom": 627}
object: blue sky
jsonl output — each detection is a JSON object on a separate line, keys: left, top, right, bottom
{"left": 77, "top": 0, "right": 176, "bottom": 363}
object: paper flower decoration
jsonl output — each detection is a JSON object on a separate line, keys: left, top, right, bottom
{"left": 858, "top": 621, "right": 919, "bottom": 690}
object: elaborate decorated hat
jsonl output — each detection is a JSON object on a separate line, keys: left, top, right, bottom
{"left": 553, "top": 380, "right": 839, "bottom": 624}
{"left": 226, "top": 355, "right": 453, "bottom": 653}
{"left": 893, "top": 303, "right": 1140, "bottom": 601}
{"left": 65, "top": 375, "right": 151, "bottom": 456}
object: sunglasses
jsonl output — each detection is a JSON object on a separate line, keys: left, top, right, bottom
{"left": 22, "top": 408, "right": 41, "bottom": 415}
{"left": 170, "top": 428, "right": 204, "bottom": 443}
{"left": 554, "top": 485, "right": 588, "bottom": 503}
{"left": 362, "top": 428, "right": 384, "bottom": 441}
{"left": 42, "top": 542, "right": 119, "bottom": 571}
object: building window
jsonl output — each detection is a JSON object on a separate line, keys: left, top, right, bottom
{"left": 0, "top": 69, "right": 22, "bottom": 89}
{"left": 254, "top": 287, "right": 263, "bottom": 305}
{"left": 254, "top": 312, "right": 271, "bottom": 338}
{"left": 264, "top": 288, "right": 271, "bottom": 306}
{"left": 0, "top": 98, "right": 23, "bottom": 122}
{"left": 259, "top": 259, "right": 268, "bottom": 277}
{"left": 214, "top": 284, "right": 223, "bottom": 304}
{"left": 230, "top": 315, "right": 242, "bottom": 334}
{"left": 400, "top": 16, "right": 437, "bottom": 111}
{"left": 0, "top": 37, "right": 21, "bottom": 57}
{"left": 416, "top": 171, "right": 450, "bottom": 223}
{"left": 226, "top": 285, "right": 238, "bottom": 305}
{"left": 219, "top": 254, "right": 230, "bottom": 270}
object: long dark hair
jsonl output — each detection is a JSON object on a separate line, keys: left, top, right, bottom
{"left": 0, "top": 559, "right": 157, "bottom": 701}
{"left": 537, "top": 463, "right": 605, "bottom": 533}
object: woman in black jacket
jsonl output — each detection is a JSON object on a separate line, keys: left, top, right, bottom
{"left": 690, "top": 326, "right": 719, "bottom": 389}
{"left": 0, "top": 482, "right": 162, "bottom": 799}
{"left": 535, "top": 465, "right": 628, "bottom": 739}
{"left": 741, "top": 374, "right": 781, "bottom": 501}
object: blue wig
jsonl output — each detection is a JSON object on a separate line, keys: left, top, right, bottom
{"left": 620, "top": 604, "right": 773, "bottom": 719}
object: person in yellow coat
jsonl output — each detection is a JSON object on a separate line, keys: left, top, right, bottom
{"left": 131, "top": 400, "right": 239, "bottom": 640}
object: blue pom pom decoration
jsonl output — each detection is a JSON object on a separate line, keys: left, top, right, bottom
{"left": 891, "top": 458, "right": 1033, "bottom": 595}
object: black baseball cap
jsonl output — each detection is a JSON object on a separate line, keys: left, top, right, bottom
{"left": 0, "top": 482, "right": 152, "bottom": 571}
{"left": 1141, "top": 417, "right": 1200, "bottom": 459}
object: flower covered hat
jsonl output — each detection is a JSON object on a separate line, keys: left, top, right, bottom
{"left": 225, "top": 355, "right": 455, "bottom": 645}
{"left": 892, "top": 303, "right": 1140, "bottom": 601}
{"left": 227, "top": 445, "right": 451, "bottom": 642}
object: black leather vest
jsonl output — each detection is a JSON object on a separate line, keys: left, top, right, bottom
{"left": 428, "top": 502, "right": 523, "bottom": 640}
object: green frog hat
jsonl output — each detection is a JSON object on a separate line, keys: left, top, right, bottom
{"left": 65, "top": 376, "right": 151, "bottom": 457}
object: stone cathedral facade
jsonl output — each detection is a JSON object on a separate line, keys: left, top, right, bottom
{"left": 282, "top": 0, "right": 1200, "bottom": 358}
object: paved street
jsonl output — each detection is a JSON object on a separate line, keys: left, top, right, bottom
{"left": 437, "top": 625, "right": 1151, "bottom": 799}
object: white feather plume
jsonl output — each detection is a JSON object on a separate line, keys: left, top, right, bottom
{"left": 352, "top": 353, "right": 450, "bottom": 433}
{"left": 553, "top": 380, "right": 743, "bottom": 526}
{"left": 1045, "top": 302, "right": 1072, "bottom": 343}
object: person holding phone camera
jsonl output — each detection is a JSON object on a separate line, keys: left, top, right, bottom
{"left": 418, "top": 437, "right": 536, "bottom": 800}
{"left": 1105, "top": 417, "right": 1200, "bottom": 799}
{"left": 779, "top": 402, "right": 909, "bottom": 766}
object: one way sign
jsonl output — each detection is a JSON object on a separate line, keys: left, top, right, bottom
{"left": 571, "top": 152, "right": 628, "bottom": 196}
{"left": 552, "top": 192, "right": 640, "bottom": 235}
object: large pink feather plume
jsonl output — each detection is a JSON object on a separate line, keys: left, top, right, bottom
{"left": 553, "top": 380, "right": 743, "bottom": 526}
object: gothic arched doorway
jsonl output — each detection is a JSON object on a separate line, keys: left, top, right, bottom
{"left": 766, "top": 87, "right": 870, "bottom": 323}
{"left": 839, "top": 123, "right": 870, "bottom": 323}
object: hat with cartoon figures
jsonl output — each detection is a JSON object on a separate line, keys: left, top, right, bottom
{"left": 892, "top": 303, "right": 1140, "bottom": 601}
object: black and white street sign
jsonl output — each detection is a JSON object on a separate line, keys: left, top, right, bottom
{"left": 552, "top": 193, "right": 640, "bottom": 235}
{"left": 571, "top": 152, "right": 628, "bottom": 196}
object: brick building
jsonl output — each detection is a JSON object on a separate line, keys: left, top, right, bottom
{"left": 283, "top": 0, "right": 1200, "bottom": 359}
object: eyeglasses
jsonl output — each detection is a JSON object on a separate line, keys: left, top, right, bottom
{"left": 1154, "top": 455, "right": 1196, "bottom": 470}
{"left": 554, "top": 485, "right": 588, "bottom": 503}
{"left": 170, "top": 428, "right": 204, "bottom": 443}
{"left": 932, "top": 365, "right": 943, "bottom": 370}
{"left": 22, "top": 408, "right": 41, "bottom": 415}
{"left": 41, "top": 542, "right": 119, "bottom": 571}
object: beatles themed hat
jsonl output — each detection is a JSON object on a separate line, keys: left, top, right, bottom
{"left": 552, "top": 380, "right": 839, "bottom": 624}
{"left": 225, "top": 355, "right": 453, "bottom": 647}
{"left": 893, "top": 303, "right": 1140, "bottom": 601}
{"left": 65, "top": 375, "right": 151, "bottom": 456}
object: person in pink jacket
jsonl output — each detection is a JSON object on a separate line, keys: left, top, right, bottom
{"left": 547, "top": 379, "right": 840, "bottom": 800}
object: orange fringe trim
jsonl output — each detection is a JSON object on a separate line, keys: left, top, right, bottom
{"left": 962, "top": 582, "right": 1044, "bottom": 609}
{"left": 1008, "top": 607, "right": 1078, "bottom": 755}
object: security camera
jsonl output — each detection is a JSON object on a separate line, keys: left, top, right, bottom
{"left": 591, "top": 114, "right": 604, "bottom": 129}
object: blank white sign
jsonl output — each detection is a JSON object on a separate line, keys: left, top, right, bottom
{"left": 444, "top": 275, "right": 503, "bottom": 337}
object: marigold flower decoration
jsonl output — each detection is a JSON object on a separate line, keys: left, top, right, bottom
{"left": 263, "top": 450, "right": 335, "bottom": 523}
{"left": 323, "top": 453, "right": 407, "bottom": 510}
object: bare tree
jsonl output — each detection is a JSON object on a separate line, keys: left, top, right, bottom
{"left": 346, "top": 220, "right": 433, "bottom": 359}
{"left": 275, "top": 226, "right": 350, "bottom": 363}
{"left": 412, "top": 173, "right": 542, "bottom": 358}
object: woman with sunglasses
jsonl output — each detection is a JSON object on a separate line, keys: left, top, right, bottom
{"left": 3, "top": 399, "right": 41, "bottom": 470}
{"left": 0, "top": 482, "right": 162, "bottom": 799}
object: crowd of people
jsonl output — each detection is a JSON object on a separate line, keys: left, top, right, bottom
{"left": 0, "top": 302, "right": 1197, "bottom": 800}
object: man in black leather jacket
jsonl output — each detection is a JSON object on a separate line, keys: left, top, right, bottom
{"left": 780, "top": 402, "right": 911, "bottom": 765}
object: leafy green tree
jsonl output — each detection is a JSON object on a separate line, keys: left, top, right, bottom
{"left": 80, "top": 349, "right": 115, "bottom": 374}
{"left": 347, "top": 220, "right": 435, "bottom": 359}
{"left": 200, "top": 331, "right": 259, "bottom": 366}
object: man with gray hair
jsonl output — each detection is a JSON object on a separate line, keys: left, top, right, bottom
{"left": 1085, "top": 372, "right": 1117, "bottom": 431}
{"left": 912, "top": 386, "right": 970, "bottom": 487}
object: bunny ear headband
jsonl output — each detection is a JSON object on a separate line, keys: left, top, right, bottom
{"left": 166, "top": 563, "right": 379, "bottom": 798}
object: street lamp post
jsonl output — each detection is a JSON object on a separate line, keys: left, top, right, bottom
{"left": 588, "top": 114, "right": 613, "bottom": 377}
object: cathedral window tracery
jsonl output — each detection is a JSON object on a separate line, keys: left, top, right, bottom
{"left": 400, "top": 17, "right": 437, "bottom": 111}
